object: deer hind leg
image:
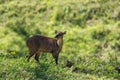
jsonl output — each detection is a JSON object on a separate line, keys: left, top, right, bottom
{"left": 35, "top": 53, "right": 40, "bottom": 64}
{"left": 27, "top": 50, "right": 36, "bottom": 62}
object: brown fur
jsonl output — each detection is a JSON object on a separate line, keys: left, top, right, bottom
{"left": 26, "top": 30, "right": 66, "bottom": 64}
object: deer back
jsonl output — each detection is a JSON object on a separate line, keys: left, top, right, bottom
{"left": 26, "top": 35, "right": 59, "bottom": 53}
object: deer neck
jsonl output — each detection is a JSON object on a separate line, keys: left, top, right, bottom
{"left": 56, "top": 37, "right": 63, "bottom": 50}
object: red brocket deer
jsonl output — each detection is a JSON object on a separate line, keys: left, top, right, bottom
{"left": 26, "top": 30, "right": 66, "bottom": 64}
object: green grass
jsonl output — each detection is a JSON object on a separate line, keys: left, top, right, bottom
{"left": 0, "top": 0, "right": 120, "bottom": 80}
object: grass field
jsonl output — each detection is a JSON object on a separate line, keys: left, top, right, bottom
{"left": 0, "top": 0, "right": 120, "bottom": 80}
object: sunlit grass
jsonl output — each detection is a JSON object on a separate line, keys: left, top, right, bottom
{"left": 0, "top": 0, "right": 120, "bottom": 80}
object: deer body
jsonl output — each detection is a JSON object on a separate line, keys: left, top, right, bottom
{"left": 26, "top": 31, "right": 66, "bottom": 64}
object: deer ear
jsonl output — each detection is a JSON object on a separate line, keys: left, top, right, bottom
{"left": 64, "top": 31, "right": 66, "bottom": 34}
{"left": 55, "top": 30, "right": 58, "bottom": 34}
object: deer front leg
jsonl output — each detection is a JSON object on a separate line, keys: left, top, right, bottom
{"left": 52, "top": 52, "right": 59, "bottom": 65}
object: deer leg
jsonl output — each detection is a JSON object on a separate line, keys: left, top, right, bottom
{"left": 35, "top": 53, "right": 40, "bottom": 64}
{"left": 52, "top": 52, "right": 59, "bottom": 65}
{"left": 55, "top": 56, "right": 58, "bottom": 65}
{"left": 27, "top": 51, "right": 35, "bottom": 62}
